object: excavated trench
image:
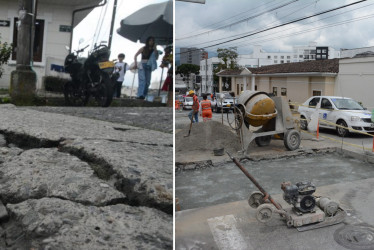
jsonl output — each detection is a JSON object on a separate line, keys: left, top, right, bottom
{"left": 175, "top": 149, "right": 374, "bottom": 211}
{"left": 0, "top": 131, "right": 172, "bottom": 249}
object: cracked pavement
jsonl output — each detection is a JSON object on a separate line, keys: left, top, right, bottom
{"left": 0, "top": 104, "right": 172, "bottom": 249}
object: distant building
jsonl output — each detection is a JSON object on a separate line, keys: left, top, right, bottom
{"left": 216, "top": 59, "right": 339, "bottom": 103}
{"left": 200, "top": 43, "right": 340, "bottom": 95}
{"left": 340, "top": 46, "right": 374, "bottom": 58}
{"left": 180, "top": 47, "right": 206, "bottom": 66}
{"left": 0, "top": 0, "right": 102, "bottom": 89}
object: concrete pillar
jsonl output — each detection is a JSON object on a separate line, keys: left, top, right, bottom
{"left": 219, "top": 77, "right": 222, "bottom": 92}
{"left": 10, "top": 0, "right": 37, "bottom": 105}
{"left": 251, "top": 75, "right": 255, "bottom": 91}
{"left": 243, "top": 76, "right": 247, "bottom": 91}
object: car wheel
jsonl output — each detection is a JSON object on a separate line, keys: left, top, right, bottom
{"left": 215, "top": 105, "right": 220, "bottom": 113}
{"left": 300, "top": 116, "right": 308, "bottom": 130}
{"left": 284, "top": 129, "right": 301, "bottom": 151}
{"left": 336, "top": 120, "right": 349, "bottom": 137}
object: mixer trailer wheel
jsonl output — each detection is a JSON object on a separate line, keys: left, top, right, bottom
{"left": 284, "top": 129, "right": 301, "bottom": 151}
{"left": 256, "top": 204, "right": 274, "bottom": 223}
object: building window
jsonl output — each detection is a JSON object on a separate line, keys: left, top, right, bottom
{"left": 281, "top": 56, "right": 284, "bottom": 59}
{"left": 255, "top": 85, "right": 257, "bottom": 91}
{"left": 273, "top": 87, "right": 278, "bottom": 96}
{"left": 322, "top": 55, "right": 327, "bottom": 59}
{"left": 316, "top": 55, "right": 321, "bottom": 59}
{"left": 274, "top": 60, "right": 278, "bottom": 63}
{"left": 281, "top": 88, "right": 287, "bottom": 96}
{"left": 268, "top": 55, "right": 271, "bottom": 59}
{"left": 274, "top": 56, "right": 278, "bottom": 59}
{"left": 287, "top": 56, "right": 290, "bottom": 59}
{"left": 287, "top": 60, "right": 290, "bottom": 63}
{"left": 12, "top": 18, "right": 45, "bottom": 62}
{"left": 280, "top": 60, "right": 284, "bottom": 63}
{"left": 312, "top": 90, "right": 322, "bottom": 96}
{"left": 317, "top": 49, "right": 321, "bottom": 53}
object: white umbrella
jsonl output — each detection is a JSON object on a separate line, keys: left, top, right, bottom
{"left": 117, "top": 0, "right": 173, "bottom": 45}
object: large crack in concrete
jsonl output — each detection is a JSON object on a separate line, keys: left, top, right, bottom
{"left": 0, "top": 132, "right": 172, "bottom": 249}
{"left": 0, "top": 131, "right": 172, "bottom": 214}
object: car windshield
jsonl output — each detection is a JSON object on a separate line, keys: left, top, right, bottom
{"left": 331, "top": 98, "right": 363, "bottom": 110}
{"left": 185, "top": 97, "right": 193, "bottom": 102}
{"left": 224, "top": 93, "right": 233, "bottom": 99}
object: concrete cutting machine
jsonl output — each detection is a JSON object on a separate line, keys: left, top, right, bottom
{"left": 228, "top": 90, "right": 301, "bottom": 153}
{"left": 227, "top": 152, "right": 346, "bottom": 232}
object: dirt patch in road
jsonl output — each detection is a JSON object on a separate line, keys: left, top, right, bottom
{"left": 176, "top": 121, "right": 241, "bottom": 155}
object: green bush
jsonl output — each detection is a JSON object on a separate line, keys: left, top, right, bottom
{"left": 44, "top": 76, "right": 69, "bottom": 93}
{"left": 0, "top": 41, "right": 12, "bottom": 79}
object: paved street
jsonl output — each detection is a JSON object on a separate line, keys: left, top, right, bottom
{"left": 0, "top": 104, "right": 172, "bottom": 249}
{"left": 175, "top": 109, "right": 374, "bottom": 155}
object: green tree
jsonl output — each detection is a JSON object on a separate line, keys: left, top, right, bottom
{"left": 0, "top": 40, "right": 12, "bottom": 79}
{"left": 217, "top": 47, "right": 238, "bottom": 69}
{"left": 213, "top": 47, "right": 239, "bottom": 92}
{"left": 176, "top": 64, "right": 200, "bottom": 89}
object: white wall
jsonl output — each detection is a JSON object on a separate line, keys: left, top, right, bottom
{"left": 336, "top": 57, "right": 374, "bottom": 110}
{"left": 0, "top": 1, "right": 73, "bottom": 89}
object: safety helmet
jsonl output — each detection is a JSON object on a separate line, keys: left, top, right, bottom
{"left": 188, "top": 90, "right": 194, "bottom": 95}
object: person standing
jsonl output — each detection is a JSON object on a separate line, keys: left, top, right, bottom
{"left": 113, "top": 53, "right": 129, "bottom": 98}
{"left": 133, "top": 36, "right": 159, "bottom": 99}
{"left": 187, "top": 90, "right": 199, "bottom": 123}
{"left": 200, "top": 94, "right": 212, "bottom": 122}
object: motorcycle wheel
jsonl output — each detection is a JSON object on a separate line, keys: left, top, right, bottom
{"left": 94, "top": 75, "right": 113, "bottom": 107}
{"left": 63, "top": 81, "right": 89, "bottom": 106}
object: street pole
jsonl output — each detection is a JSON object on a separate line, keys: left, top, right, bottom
{"left": 108, "top": 0, "right": 117, "bottom": 50}
{"left": 10, "top": 0, "right": 37, "bottom": 105}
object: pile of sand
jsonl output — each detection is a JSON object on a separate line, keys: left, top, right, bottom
{"left": 176, "top": 121, "right": 241, "bottom": 153}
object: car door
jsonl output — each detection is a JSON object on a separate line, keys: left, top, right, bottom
{"left": 305, "top": 97, "right": 321, "bottom": 119}
{"left": 319, "top": 98, "right": 334, "bottom": 128}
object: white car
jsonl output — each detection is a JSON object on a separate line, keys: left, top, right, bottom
{"left": 182, "top": 97, "right": 193, "bottom": 110}
{"left": 298, "top": 96, "right": 374, "bottom": 137}
{"left": 213, "top": 92, "right": 237, "bottom": 113}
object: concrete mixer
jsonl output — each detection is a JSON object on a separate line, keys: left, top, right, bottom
{"left": 229, "top": 90, "right": 301, "bottom": 153}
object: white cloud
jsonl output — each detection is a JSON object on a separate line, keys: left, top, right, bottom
{"left": 176, "top": 0, "right": 374, "bottom": 55}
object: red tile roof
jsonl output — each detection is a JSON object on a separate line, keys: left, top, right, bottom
{"left": 217, "top": 59, "right": 339, "bottom": 76}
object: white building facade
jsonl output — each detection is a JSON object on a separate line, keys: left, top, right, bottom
{"left": 340, "top": 46, "right": 374, "bottom": 58}
{"left": 0, "top": 0, "right": 101, "bottom": 89}
{"left": 200, "top": 42, "right": 340, "bottom": 95}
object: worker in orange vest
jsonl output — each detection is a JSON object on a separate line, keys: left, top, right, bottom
{"left": 200, "top": 93, "right": 212, "bottom": 122}
{"left": 188, "top": 90, "right": 199, "bottom": 123}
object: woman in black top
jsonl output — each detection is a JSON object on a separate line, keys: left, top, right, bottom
{"left": 133, "top": 36, "right": 159, "bottom": 99}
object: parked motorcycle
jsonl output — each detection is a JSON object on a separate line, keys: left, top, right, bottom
{"left": 64, "top": 44, "right": 114, "bottom": 107}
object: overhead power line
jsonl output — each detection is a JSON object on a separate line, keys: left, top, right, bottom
{"left": 186, "top": 0, "right": 319, "bottom": 48}
{"left": 177, "top": 0, "right": 368, "bottom": 55}
{"left": 176, "top": 0, "right": 299, "bottom": 40}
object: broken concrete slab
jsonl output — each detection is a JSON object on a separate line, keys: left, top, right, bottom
{"left": 61, "top": 137, "right": 173, "bottom": 214}
{"left": 175, "top": 178, "right": 374, "bottom": 250}
{"left": 0, "top": 105, "right": 171, "bottom": 147}
{"left": 0, "top": 134, "right": 6, "bottom": 147}
{"left": 6, "top": 197, "right": 172, "bottom": 249}
{"left": 0, "top": 201, "right": 7, "bottom": 221}
{"left": 0, "top": 147, "right": 23, "bottom": 164}
{"left": 0, "top": 148, "right": 125, "bottom": 206}
{"left": 27, "top": 106, "right": 173, "bottom": 133}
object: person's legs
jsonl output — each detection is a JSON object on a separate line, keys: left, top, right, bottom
{"left": 194, "top": 112, "right": 199, "bottom": 123}
{"left": 188, "top": 110, "right": 194, "bottom": 122}
{"left": 142, "top": 64, "right": 152, "bottom": 97}
{"left": 137, "top": 68, "right": 146, "bottom": 98}
{"left": 116, "top": 81, "right": 122, "bottom": 98}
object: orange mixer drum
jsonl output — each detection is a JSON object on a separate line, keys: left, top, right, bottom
{"left": 238, "top": 91, "right": 277, "bottom": 127}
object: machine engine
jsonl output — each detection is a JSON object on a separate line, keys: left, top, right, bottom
{"left": 281, "top": 181, "right": 316, "bottom": 213}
